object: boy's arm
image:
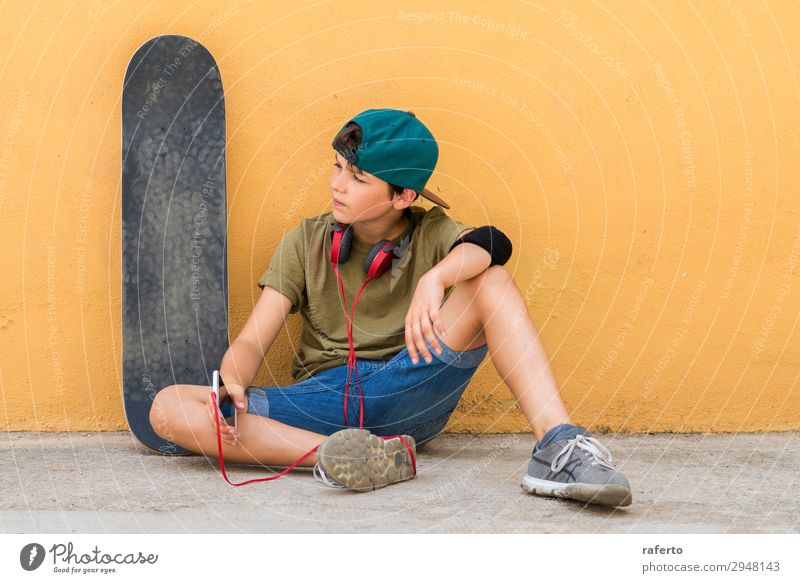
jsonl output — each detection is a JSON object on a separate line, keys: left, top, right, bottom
{"left": 218, "top": 286, "right": 293, "bottom": 409}
{"left": 426, "top": 228, "right": 491, "bottom": 287}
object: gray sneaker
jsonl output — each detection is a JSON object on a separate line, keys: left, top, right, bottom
{"left": 521, "top": 434, "right": 632, "bottom": 507}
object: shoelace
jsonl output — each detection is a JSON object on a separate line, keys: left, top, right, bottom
{"left": 313, "top": 463, "right": 346, "bottom": 488}
{"left": 550, "top": 434, "right": 616, "bottom": 473}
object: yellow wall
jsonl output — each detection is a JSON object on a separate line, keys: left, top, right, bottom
{"left": 1, "top": 0, "right": 798, "bottom": 434}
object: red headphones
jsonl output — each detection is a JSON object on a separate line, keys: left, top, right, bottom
{"left": 330, "top": 207, "right": 416, "bottom": 274}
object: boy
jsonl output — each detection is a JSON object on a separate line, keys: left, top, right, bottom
{"left": 151, "top": 108, "right": 632, "bottom": 508}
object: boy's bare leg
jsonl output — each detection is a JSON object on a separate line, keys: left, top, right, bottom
{"left": 150, "top": 385, "right": 327, "bottom": 467}
{"left": 431, "top": 266, "right": 572, "bottom": 442}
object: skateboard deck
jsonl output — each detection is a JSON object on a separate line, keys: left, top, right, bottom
{"left": 122, "top": 35, "right": 228, "bottom": 454}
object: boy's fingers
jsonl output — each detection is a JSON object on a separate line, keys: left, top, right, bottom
{"left": 227, "top": 387, "right": 247, "bottom": 411}
{"left": 210, "top": 410, "right": 238, "bottom": 442}
{"left": 420, "top": 313, "right": 443, "bottom": 356}
{"left": 429, "top": 307, "right": 447, "bottom": 339}
{"left": 405, "top": 321, "right": 419, "bottom": 363}
{"left": 419, "top": 314, "right": 436, "bottom": 360}
{"left": 206, "top": 395, "right": 231, "bottom": 428}
{"left": 409, "top": 326, "right": 426, "bottom": 363}
{"left": 412, "top": 318, "right": 433, "bottom": 363}
{"left": 205, "top": 397, "right": 238, "bottom": 443}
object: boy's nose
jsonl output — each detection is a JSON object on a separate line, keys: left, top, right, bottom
{"left": 331, "top": 174, "right": 349, "bottom": 192}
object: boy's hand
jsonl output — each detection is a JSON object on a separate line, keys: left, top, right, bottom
{"left": 405, "top": 272, "right": 447, "bottom": 365}
{"left": 221, "top": 378, "right": 248, "bottom": 413}
{"left": 206, "top": 380, "right": 246, "bottom": 445}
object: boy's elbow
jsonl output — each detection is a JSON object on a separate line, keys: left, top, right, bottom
{"left": 448, "top": 226, "right": 513, "bottom": 266}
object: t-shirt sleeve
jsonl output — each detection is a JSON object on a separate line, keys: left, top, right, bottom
{"left": 424, "top": 207, "right": 475, "bottom": 264}
{"left": 257, "top": 224, "right": 306, "bottom": 314}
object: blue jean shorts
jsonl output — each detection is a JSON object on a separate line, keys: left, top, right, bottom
{"left": 221, "top": 332, "right": 488, "bottom": 446}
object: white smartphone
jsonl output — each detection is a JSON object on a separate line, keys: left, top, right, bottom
{"left": 211, "top": 370, "right": 236, "bottom": 429}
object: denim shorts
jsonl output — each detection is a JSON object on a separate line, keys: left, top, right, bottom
{"left": 221, "top": 332, "right": 488, "bottom": 446}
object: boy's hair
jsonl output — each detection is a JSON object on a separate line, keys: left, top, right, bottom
{"left": 333, "top": 123, "right": 420, "bottom": 202}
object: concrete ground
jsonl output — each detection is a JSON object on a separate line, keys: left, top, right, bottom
{"left": 1, "top": 431, "right": 797, "bottom": 533}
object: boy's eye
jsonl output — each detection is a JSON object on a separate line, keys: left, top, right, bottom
{"left": 333, "top": 162, "right": 364, "bottom": 182}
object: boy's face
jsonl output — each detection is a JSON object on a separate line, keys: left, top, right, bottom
{"left": 330, "top": 151, "right": 399, "bottom": 223}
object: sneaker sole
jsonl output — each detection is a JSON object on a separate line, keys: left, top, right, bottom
{"left": 317, "top": 429, "right": 416, "bottom": 492}
{"left": 521, "top": 474, "right": 632, "bottom": 507}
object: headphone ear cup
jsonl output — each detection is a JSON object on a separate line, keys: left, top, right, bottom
{"left": 363, "top": 240, "right": 389, "bottom": 271}
{"left": 331, "top": 222, "right": 353, "bottom": 264}
{"left": 364, "top": 240, "right": 397, "bottom": 279}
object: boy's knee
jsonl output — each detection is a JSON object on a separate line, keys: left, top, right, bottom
{"left": 481, "top": 265, "right": 513, "bottom": 285}
{"left": 150, "top": 385, "right": 181, "bottom": 439}
{"left": 466, "top": 266, "right": 514, "bottom": 306}
{"left": 463, "top": 265, "right": 512, "bottom": 288}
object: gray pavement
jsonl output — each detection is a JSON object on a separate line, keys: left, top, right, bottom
{"left": 1, "top": 431, "right": 798, "bottom": 533}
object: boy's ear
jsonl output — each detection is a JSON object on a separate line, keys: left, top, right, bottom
{"left": 401, "top": 188, "right": 418, "bottom": 205}
{"left": 391, "top": 187, "right": 419, "bottom": 209}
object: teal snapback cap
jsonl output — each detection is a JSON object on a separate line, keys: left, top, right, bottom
{"left": 331, "top": 108, "right": 450, "bottom": 209}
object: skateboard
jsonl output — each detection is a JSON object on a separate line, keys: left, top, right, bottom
{"left": 121, "top": 35, "right": 228, "bottom": 454}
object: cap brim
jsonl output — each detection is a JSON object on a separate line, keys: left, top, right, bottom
{"left": 420, "top": 188, "right": 450, "bottom": 209}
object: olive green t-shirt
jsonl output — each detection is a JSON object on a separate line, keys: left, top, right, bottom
{"left": 258, "top": 205, "right": 474, "bottom": 382}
